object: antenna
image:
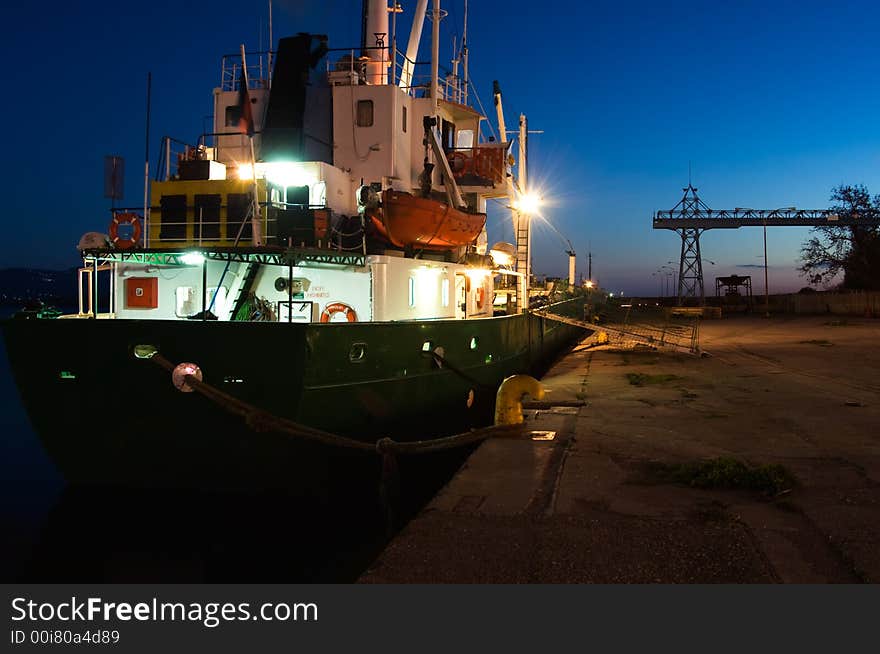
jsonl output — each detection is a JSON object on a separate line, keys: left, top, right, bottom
{"left": 462, "top": 0, "right": 469, "bottom": 103}
{"left": 268, "top": 0, "right": 273, "bottom": 89}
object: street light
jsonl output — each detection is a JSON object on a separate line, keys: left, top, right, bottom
{"left": 762, "top": 220, "right": 770, "bottom": 317}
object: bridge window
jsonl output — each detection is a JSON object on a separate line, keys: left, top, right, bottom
{"left": 402, "top": 106, "right": 407, "bottom": 133}
{"left": 225, "top": 105, "right": 241, "bottom": 128}
{"left": 357, "top": 100, "right": 373, "bottom": 127}
{"left": 456, "top": 129, "right": 474, "bottom": 149}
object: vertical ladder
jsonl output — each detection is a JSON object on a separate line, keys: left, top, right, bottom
{"left": 515, "top": 213, "right": 530, "bottom": 308}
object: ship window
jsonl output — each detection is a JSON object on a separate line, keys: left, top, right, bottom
{"left": 225, "top": 105, "right": 241, "bottom": 128}
{"left": 356, "top": 100, "right": 373, "bottom": 127}
{"left": 159, "top": 194, "right": 188, "bottom": 241}
{"left": 470, "top": 336, "right": 479, "bottom": 350}
{"left": 194, "top": 194, "right": 221, "bottom": 240}
{"left": 408, "top": 277, "right": 415, "bottom": 307}
{"left": 456, "top": 129, "right": 474, "bottom": 149}
{"left": 175, "top": 286, "right": 198, "bottom": 318}
{"left": 441, "top": 278, "right": 449, "bottom": 307}
{"left": 349, "top": 342, "right": 367, "bottom": 363}
{"left": 402, "top": 106, "right": 407, "bottom": 133}
{"left": 226, "top": 193, "right": 253, "bottom": 241}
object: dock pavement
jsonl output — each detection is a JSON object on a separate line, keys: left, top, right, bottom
{"left": 361, "top": 315, "right": 880, "bottom": 583}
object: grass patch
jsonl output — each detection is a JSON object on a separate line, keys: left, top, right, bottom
{"left": 799, "top": 339, "right": 833, "bottom": 347}
{"left": 644, "top": 457, "right": 797, "bottom": 495}
{"left": 626, "top": 372, "right": 680, "bottom": 386}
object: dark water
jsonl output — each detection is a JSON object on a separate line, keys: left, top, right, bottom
{"left": 0, "top": 309, "right": 466, "bottom": 582}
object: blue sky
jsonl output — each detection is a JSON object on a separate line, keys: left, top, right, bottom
{"left": 2, "top": 0, "right": 879, "bottom": 295}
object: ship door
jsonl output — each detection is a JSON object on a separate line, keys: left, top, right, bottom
{"left": 455, "top": 273, "right": 467, "bottom": 319}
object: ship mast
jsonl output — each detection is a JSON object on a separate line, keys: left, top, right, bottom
{"left": 430, "top": 0, "right": 440, "bottom": 115}
{"left": 399, "top": 0, "right": 427, "bottom": 90}
{"left": 239, "top": 44, "right": 263, "bottom": 246}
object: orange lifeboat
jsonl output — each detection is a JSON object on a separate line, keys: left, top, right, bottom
{"left": 368, "top": 190, "right": 486, "bottom": 250}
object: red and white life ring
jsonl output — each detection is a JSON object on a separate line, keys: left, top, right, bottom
{"left": 320, "top": 302, "right": 358, "bottom": 323}
{"left": 448, "top": 151, "right": 471, "bottom": 177}
{"left": 109, "top": 212, "right": 142, "bottom": 250}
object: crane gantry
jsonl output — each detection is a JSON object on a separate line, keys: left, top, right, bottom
{"left": 653, "top": 184, "right": 880, "bottom": 305}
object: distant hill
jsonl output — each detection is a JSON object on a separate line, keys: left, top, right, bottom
{"left": 0, "top": 268, "right": 79, "bottom": 307}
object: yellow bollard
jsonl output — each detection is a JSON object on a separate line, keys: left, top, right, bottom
{"left": 494, "top": 374, "right": 545, "bottom": 425}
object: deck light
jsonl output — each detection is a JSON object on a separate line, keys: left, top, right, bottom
{"left": 237, "top": 163, "right": 254, "bottom": 180}
{"left": 515, "top": 192, "right": 541, "bottom": 215}
{"left": 181, "top": 252, "right": 205, "bottom": 266}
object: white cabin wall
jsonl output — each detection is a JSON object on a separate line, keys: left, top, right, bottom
{"left": 114, "top": 262, "right": 233, "bottom": 321}
{"left": 368, "top": 256, "right": 494, "bottom": 321}
{"left": 212, "top": 88, "right": 268, "bottom": 168}
{"left": 370, "top": 256, "right": 454, "bottom": 321}
{"left": 393, "top": 92, "right": 413, "bottom": 191}
{"left": 332, "top": 85, "right": 397, "bottom": 187}
{"left": 250, "top": 265, "right": 372, "bottom": 322}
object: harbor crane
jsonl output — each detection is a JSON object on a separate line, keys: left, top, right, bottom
{"left": 653, "top": 184, "right": 880, "bottom": 306}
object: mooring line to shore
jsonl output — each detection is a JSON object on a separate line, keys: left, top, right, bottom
{"left": 146, "top": 352, "right": 527, "bottom": 455}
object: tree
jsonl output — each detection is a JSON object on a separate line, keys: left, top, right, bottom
{"left": 799, "top": 185, "right": 880, "bottom": 290}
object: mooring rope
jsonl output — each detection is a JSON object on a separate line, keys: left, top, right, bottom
{"left": 149, "top": 353, "right": 523, "bottom": 455}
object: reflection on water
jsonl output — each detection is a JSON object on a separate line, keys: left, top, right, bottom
{"left": 1, "top": 312, "right": 466, "bottom": 582}
{"left": 18, "top": 486, "right": 391, "bottom": 583}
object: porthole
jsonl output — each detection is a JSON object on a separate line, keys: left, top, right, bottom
{"left": 349, "top": 342, "right": 367, "bottom": 362}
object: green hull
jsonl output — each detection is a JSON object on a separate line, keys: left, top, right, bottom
{"left": 2, "top": 298, "right": 589, "bottom": 490}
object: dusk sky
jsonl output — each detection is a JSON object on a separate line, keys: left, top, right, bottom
{"left": 2, "top": 0, "right": 879, "bottom": 295}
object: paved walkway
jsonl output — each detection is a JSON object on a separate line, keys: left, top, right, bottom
{"left": 361, "top": 315, "right": 880, "bottom": 583}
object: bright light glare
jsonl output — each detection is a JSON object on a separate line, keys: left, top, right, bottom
{"left": 465, "top": 268, "right": 491, "bottom": 282}
{"left": 181, "top": 252, "right": 205, "bottom": 266}
{"left": 585, "top": 281, "right": 594, "bottom": 289}
{"left": 236, "top": 162, "right": 318, "bottom": 188}
{"left": 237, "top": 164, "right": 254, "bottom": 180}
{"left": 264, "top": 162, "right": 314, "bottom": 188}
{"left": 489, "top": 249, "right": 514, "bottom": 266}
{"left": 515, "top": 192, "right": 542, "bottom": 215}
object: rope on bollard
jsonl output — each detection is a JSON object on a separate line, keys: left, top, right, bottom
{"left": 148, "top": 353, "right": 525, "bottom": 456}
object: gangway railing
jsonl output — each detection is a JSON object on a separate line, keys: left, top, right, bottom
{"left": 536, "top": 304, "right": 701, "bottom": 354}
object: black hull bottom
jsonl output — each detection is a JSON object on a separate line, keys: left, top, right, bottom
{"left": 3, "top": 298, "right": 590, "bottom": 492}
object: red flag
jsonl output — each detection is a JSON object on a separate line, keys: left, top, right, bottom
{"left": 237, "top": 71, "right": 255, "bottom": 137}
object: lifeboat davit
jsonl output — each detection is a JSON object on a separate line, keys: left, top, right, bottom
{"left": 369, "top": 190, "right": 486, "bottom": 249}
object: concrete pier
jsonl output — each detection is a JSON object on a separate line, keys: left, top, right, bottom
{"left": 361, "top": 315, "right": 880, "bottom": 583}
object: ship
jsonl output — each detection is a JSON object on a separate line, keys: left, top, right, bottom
{"left": 2, "top": 0, "right": 591, "bottom": 491}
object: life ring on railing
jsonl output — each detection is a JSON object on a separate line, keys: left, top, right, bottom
{"left": 320, "top": 302, "right": 358, "bottom": 323}
{"left": 109, "top": 212, "right": 142, "bottom": 250}
{"left": 448, "top": 151, "right": 471, "bottom": 177}
{"left": 475, "top": 286, "right": 485, "bottom": 310}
